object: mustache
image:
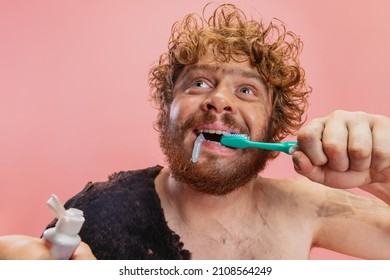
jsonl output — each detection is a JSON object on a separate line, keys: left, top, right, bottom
{"left": 179, "top": 111, "right": 248, "bottom": 135}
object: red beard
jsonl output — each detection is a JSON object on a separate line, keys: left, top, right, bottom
{"left": 159, "top": 111, "right": 273, "bottom": 196}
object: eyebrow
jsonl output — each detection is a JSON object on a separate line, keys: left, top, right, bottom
{"left": 181, "top": 64, "right": 265, "bottom": 83}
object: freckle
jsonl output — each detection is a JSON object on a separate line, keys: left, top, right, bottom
{"left": 222, "top": 238, "right": 226, "bottom": 244}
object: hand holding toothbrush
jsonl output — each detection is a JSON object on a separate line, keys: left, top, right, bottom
{"left": 292, "top": 110, "right": 390, "bottom": 204}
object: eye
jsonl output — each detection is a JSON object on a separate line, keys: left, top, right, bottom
{"left": 192, "top": 80, "right": 210, "bottom": 88}
{"left": 239, "top": 87, "right": 254, "bottom": 95}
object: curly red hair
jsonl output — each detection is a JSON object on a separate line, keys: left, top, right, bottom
{"left": 149, "top": 3, "right": 311, "bottom": 143}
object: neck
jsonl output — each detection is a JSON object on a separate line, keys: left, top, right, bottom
{"left": 156, "top": 167, "right": 261, "bottom": 225}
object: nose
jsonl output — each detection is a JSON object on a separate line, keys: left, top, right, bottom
{"left": 201, "top": 86, "right": 236, "bottom": 114}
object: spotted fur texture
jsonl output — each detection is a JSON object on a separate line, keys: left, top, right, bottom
{"left": 45, "top": 166, "right": 190, "bottom": 260}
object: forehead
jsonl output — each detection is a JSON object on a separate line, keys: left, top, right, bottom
{"left": 180, "top": 55, "right": 265, "bottom": 83}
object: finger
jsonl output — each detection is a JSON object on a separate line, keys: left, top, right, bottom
{"left": 297, "top": 118, "right": 327, "bottom": 166}
{"left": 292, "top": 151, "right": 324, "bottom": 184}
{"left": 321, "top": 116, "right": 349, "bottom": 171}
{"left": 71, "top": 242, "right": 96, "bottom": 260}
{"left": 293, "top": 150, "right": 371, "bottom": 189}
{"left": 347, "top": 117, "right": 372, "bottom": 172}
{"left": 371, "top": 115, "right": 390, "bottom": 171}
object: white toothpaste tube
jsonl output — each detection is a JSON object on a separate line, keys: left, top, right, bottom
{"left": 42, "top": 194, "right": 85, "bottom": 260}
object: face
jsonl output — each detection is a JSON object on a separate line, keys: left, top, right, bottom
{"left": 159, "top": 54, "right": 273, "bottom": 195}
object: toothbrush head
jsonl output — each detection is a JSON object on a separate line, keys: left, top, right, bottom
{"left": 220, "top": 133, "right": 250, "bottom": 149}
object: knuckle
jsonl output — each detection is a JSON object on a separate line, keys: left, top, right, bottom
{"left": 297, "top": 130, "right": 317, "bottom": 143}
{"left": 322, "top": 142, "right": 345, "bottom": 158}
{"left": 330, "top": 110, "right": 347, "bottom": 119}
{"left": 330, "top": 110, "right": 368, "bottom": 122}
{"left": 323, "top": 143, "right": 349, "bottom": 171}
{"left": 372, "top": 147, "right": 390, "bottom": 161}
{"left": 332, "top": 109, "right": 345, "bottom": 116}
{"left": 348, "top": 145, "right": 371, "bottom": 161}
{"left": 373, "top": 114, "right": 390, "bottom": 123}
{"left": 298, "top": 123, "right": 323, "bottom": 143}
{"left": 371, "top": 147, "right": 390, "bottom": 171}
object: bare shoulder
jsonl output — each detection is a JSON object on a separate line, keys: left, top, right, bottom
{"left": 258, "top": 175, "right": 390, "bottom": 258}
{"left": 253, "top": 176, "right": 330, "bottom": 225}
{"left": 259, "top": 176, "right": 390, "bottom": 258}
{"left": 261, "top": 175, "right": 387, "bottom": 206}
{"left": 257, "top": 175, "right": 328, "bottom": 205}
{"left": 256, "top": 175, "right": 389, "bottom": 221}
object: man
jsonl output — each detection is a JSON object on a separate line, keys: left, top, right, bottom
{"left": 1, "top": 3, "right": 389, "bottom": 260}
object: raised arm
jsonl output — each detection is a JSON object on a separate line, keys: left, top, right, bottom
{"left": 292, "top": 110, "right": 390, "bottom": 258}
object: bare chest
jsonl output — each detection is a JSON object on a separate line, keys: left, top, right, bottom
{"left": 155, "top": 170, "right": 317, "bottom": 259}
{"left": 167, "top": 215, "right": 313, "bottom": 260}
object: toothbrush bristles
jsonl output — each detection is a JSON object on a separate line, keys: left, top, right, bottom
{"left": 226, "top": 133, "right": 249, "bottom": 140}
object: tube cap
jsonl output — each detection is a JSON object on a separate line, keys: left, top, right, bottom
{"left": 48, "top": 194, "right": 85, "bottom": 236}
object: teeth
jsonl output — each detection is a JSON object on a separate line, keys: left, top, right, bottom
{"left": 198, "top": 129, "right": 231, "bottom": 135}
{"left": 197, "top": 129, "right": 231, "bottom": 145}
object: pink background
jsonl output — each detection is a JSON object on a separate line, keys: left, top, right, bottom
{"left": 1, "top": 0, "right": 389, "bottom": 259}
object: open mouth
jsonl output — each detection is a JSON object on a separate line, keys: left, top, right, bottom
{"left": 195, "top": 129, "right": 233, "bottom": 143}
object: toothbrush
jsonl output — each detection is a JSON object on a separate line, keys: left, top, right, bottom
{"left": 220, "top": 134, "right": 299, "bottom": 155}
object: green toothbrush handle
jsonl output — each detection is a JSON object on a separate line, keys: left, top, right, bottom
{"left": 250, "top": 141, "right": 299, "bottom": 154}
